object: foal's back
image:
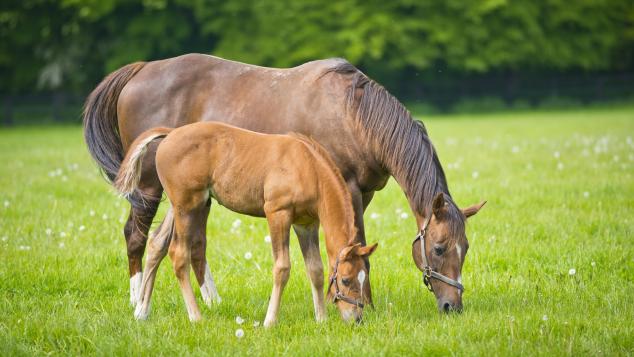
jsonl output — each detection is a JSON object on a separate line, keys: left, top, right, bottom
{"left": 155, "top": 122, "right": 322, "bottom": 218}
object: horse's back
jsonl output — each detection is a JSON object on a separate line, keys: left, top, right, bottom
{"left": 117, "top": 54, "right": 351, "bottom": 148}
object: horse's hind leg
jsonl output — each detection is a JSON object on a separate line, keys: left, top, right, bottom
{"left": 124, "top": 143, "right": 163, "bottom": 307}
{"left": 170, "top": 204, "right": 207, "bottom": 321}
{"left": 191, "top": 198, "right": 221, "bottom": 306}
{"left": 134, "top": 209, "right": 173, "bottom": 320}
{"left": 124, "top": 189, "right": 161, "bottom": 307}
{"left": 294, "top": 224, "right": 326, "bottom": 322}
{"left": 263, "top": 209, "right": 293, "bottom": 328}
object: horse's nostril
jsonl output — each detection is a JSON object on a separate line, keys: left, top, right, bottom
{"left": 442, "top": 302, "right": 451, "bottom": 312}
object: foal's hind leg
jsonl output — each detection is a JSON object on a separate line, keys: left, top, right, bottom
{"left": 191, "top": 199, "right": 221, "bottom": 306}
{"left": 134, "top": 209, "right": 173, "bottom": 320}
{"left": 293, "top": 224, "right": 326, "bottom": 322}
{"left": 263, "top": 209, "right": 293, "bottom": 328}
{"left": 170, "top": 205, "right": 207, "bottom": 321}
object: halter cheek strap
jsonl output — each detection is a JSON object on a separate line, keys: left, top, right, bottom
{"left": 413, "top": 216, "right": 465, "bottom": 293}
{"left": 327, "top": 251, "right": 365, "bottom": 308}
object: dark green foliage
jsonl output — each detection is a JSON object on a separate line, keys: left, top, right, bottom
{"left": 0, "top": 0, "right": 632, "bottom": 97}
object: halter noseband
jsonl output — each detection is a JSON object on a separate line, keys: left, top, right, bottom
{"left": 412, "top": 216, "right": 464, "bottom": 293}
{"left": 327, "top": 250, "right": 365, "bottom": 309}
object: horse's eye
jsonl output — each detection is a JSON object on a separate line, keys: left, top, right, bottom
{"left": 434, "top": 246, "right": 445, "bottom": 256}
{"left": 341, "top": 277, "right": 352, "bottom": 286}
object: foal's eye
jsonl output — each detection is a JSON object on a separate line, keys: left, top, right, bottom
{"left": 434, "top": 246, "right": 445, "bottom": 256}
{"left": 341, "top": 277, "right": 352, "bottom": 286}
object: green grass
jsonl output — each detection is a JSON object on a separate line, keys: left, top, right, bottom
{"left": 1, "top": 107, "right": 632, "bottom": 356}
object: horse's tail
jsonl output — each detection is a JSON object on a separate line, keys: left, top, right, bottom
{"left": 114, "top": 127, "right": 173, "bottom": 197}
{"left": 83, "top": 62, "right": 147, "bottom": 182}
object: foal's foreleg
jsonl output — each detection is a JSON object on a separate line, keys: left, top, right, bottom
{"left": 263, "top": 209, "right": 293, "bottom": 328}
{"left": 191, "top": 200, "right": 221, "bottom": 306}
{"left": 294, "top": 224, "right": 326, "bottom": 322}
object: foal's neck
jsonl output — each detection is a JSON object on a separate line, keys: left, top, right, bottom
{"left": 314, "top": 166, "right": 356, "bottom": 267}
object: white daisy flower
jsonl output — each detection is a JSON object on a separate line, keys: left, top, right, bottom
{"left": 232, "top": 219, "right": 242, "bottom": 229}
{"left": 45, "top": 228, "right": 52, "bottom": 236}
{"left": 264, "top": 235, "right": 271, "bottom": 243}
{"left": 370, "top": 213, "right": 379, "bottom": 220}
{"left": 399, "top": 212, "right": 408, "bottom": 219}
{"left": 235, "top": 329, "right": 244, "bottom": 338}
{"left": 235, "top": 316, "right": 244, "bottom": 325}
{"left": 244, "top": 252, "right": 252, "bottom": 260}
{"left": 568, "top": 268, "right": 576, "bottom": 276}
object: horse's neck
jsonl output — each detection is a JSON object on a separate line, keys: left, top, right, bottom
{"left": 379, "top": 129, "right": 450, "bottom": 217}
{"left": 315, "top": 171, "right": 355, "bottom": 266}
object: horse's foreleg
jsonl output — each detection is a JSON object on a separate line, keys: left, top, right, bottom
{"left": 263, "top": 209, "right": 292, "bottom": 328}
{"left": 294, "top": 224, "right": 326, "bottom": 322}
{"left": 191, "top": 199, "right": 221, "bottom": 306}
{"left": 348, "top": 181, "right": 375, "bottom": 306}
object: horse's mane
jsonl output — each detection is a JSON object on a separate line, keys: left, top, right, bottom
{"left": 322, "top": 61, "right": 465, "bottom": 238}
{"left": 289, "top": 132, "right": 358, "bottom": 244}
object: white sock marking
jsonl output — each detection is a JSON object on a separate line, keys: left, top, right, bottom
{"left": 130, "top": 272, "right": 143, "bottom": 307}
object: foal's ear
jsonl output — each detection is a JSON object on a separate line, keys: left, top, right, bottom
{"left": 462, "top": 200, "right": 487, "bottom": 218}
{"left": 432, "top": 192, "right": 446, "bottom": 217}
{"left": 357, "top": 243, "right": 378, "bottom": 257}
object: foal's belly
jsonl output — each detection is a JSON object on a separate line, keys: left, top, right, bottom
{"left": 209, "top": 183, "right": 267, "bottom": 218}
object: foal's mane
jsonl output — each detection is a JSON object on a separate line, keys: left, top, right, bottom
{"left": 289, "top": 133, "right": 358, "bottom": 244}
{"left": 323, "top": 61, "right": 465, "bottom": 237}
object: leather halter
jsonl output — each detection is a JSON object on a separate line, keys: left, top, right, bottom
{"left": 327, "top": 250, "right": 365, "bottom": 308}
{"left": 412, "top": 215, "right": 464, "bottom": 292}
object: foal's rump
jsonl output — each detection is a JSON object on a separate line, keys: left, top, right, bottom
{"left": 114, "top": 127, "right": 173, "bottom": 197}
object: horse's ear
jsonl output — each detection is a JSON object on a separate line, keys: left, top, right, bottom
{"left": 341, "top": 242, "right": 362, "bottom": 259}
{"left": 357, "top": 243, "right": 378, "bottom": 257}
{"left": 462, "top": 200, "right": 487, "bottom": 218}
{"left": 432, "top": 192, "right": 446, "bottom": 217}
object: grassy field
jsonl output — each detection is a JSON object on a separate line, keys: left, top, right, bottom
{"left": 0, "top": 107, "right": 632, "bottom": 356}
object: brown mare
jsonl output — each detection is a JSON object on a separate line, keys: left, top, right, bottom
{"left": 115, "top": 122, "right": 377, "bottom": 325}
{"left": 84, "top": 54, "right": 484, "bottom": 313}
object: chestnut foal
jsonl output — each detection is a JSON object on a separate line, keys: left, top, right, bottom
{"left": 115, "top": 122, "right": 377, "bottom": 326}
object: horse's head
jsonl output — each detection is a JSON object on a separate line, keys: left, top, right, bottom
{"left": 328, "top": 242, "right": 378, "bottom": 323}
{"left": 412, "top": 192, "right": 485, "bottom": 313}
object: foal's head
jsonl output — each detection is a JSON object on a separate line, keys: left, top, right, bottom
{"left": 328, "top": 243, "right": 378, "bottom": 323}
{"left": 412, "top": 192, "right": 485, "bottom": 313}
